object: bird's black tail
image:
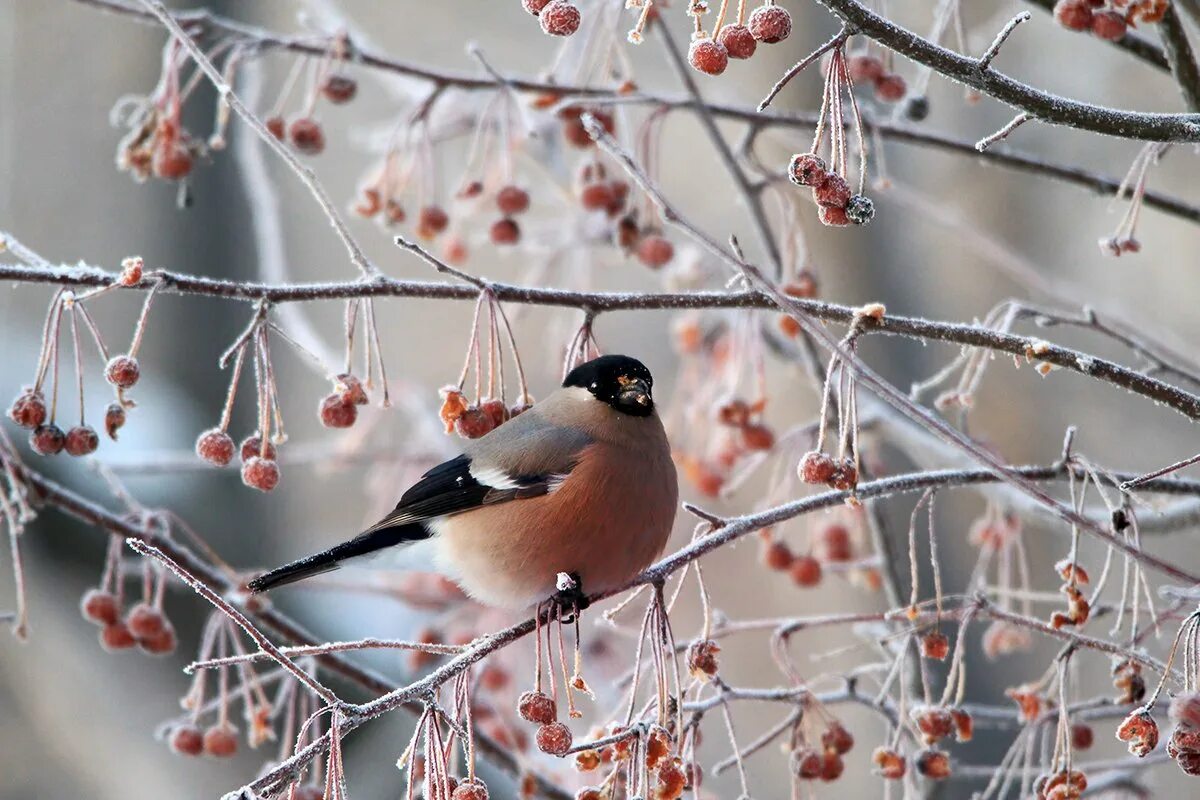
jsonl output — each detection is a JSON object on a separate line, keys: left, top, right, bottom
{"left": 246, "top": 522, "right": 431, "bottom": 593}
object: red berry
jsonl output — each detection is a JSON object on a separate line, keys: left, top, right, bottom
{"left": 741, "top": 423, "right": 775, "bottom": 451}
{"left": 288, "top": 117, "right": 325, "bottom": 155}
{"left": 451, "top": 780, "right": 490, "bottom": 800}
{"left": 169, "top": 724, "right": 204, "bottom": 756}
{"left": 921, "top": 631, "right": 950, "bottom": 660}
{"left": 31, "top": 424, "right": 66, "bottom": 455}
{"left": 105, "top": 355, "right": 140, "bottom": 389}
{"left": 320, "top": 74, "right": 358, "bottom": 104}
{"left": 417, "top": 205, "right": 450, "bottom": 239}
{"left": 138, "top": 622, "right": 177, "bottom": 655}
{"left": 319, "top": 394, "right": 358, "bottom": 428}
{"left": 636, "top": 235, "right": 674, "bottom": 268}
{"left": 496, "top": 185, "right": 530, "bottom": 215}
{"left": 455, "top": 407, "right": 495, "bottom": 438}
{"left": 688, "top": 38, "right": 729, "bottom": 76}
{"left": 579, "top": 182, "right": 615, "bottom": 211}
{"left": 788, "top": 153, "right": 827, "bottom": 187}
{"left": 819, "top": 205, "right": 851, "bottom": 227}
{"left": 490, "top": 217, "right": 521, "bottom": 245}
{"left": 100, "top": 622, "right": 137, "bottom": 651}
{"left": 559, "top": 107, "right": 614, "bottom": 148}
{"left": 748, "top": 2, "right": 792, "bottom": 43}
{"left": 820, "top": 523, "right": 853, "bottom": 562}
{"left": 847, "top": 54, "right": 885, "bottom": 84}
{"left": 1054, "top": 0, "right": 1094, "bottom": 31}
{"left": 240, "top": 433, "right": 277, "bottom": 462}
{"left": 104, "top": 403, "right": 126, "bottom": 439}
{"left": 540, "top": 1, "right": 581, "bottom": 36}
{"left": 762, "top": 540, "right": 793, "bottom": 571}
{"left": 791, "top": 747, "right": 823, "bottom": 779}
{"left": 81, "top": 589, "right": 120, "bottom": 626}
{"left": 1071, "top": 722, "right": 1094, "bottom": 750}
{"left": 64, "top": 425, "right": 99, "bottom": 456}
{"left": 872, "top": 747, "right": 906, "bottom": 779}
{"left": 518, "top": 690, "right": 558, "bottom": 724}
{"left": 9, "top": 389, "right": 47, "bottom": 428}
{"left": 820, "top": 750, "right": 845, "bottom": 781}
{"left": 442, "top": 236, "right": 469, "bottom": 265}
{"left": 536, "top": 721, "right": 573, "bottom": 755}
{"left": 126, "top": 601, "right": 166, "bottom": 639}
{"left": 1091, "top": 10, "right": 1127, "bottom": 41}
{"left": 790, "top": 555, "right": 823, "bottom": 587}
{"left": 242, "top": 456, "right": 280, "bottom": 492}
{"left": 875, "top": 73, "right": 908, "bottom": 103}
{"left": 265, "top": 116, "right": 286, "bottom": 140}
{"left": 523, "top": 0, "right": 550, "bottom": 13}
{"left": 480, "top": 398, "right": 509, "bottom": 429}
{"left": 916, "top": 749, "right": 951, "bottom": 779}
{"left": 687, "top": 639, "right": 721, "bottom": 680}
{"left": 814, "top": 173, "right": 851, "bottom": 208}
{"left": 203, "top": 725, "right": 239, "bottom": 757}
{"left": 196, "top": 428, "right": 236, "bottom": 466}
{"left": 717, "top": 24, "right": 757, "bottom": 59}
{"left": 152, "top": 142, "right": 193, "bottom": 180}
{"left": 799, "top": 451, "right": 836, "bottom": 484}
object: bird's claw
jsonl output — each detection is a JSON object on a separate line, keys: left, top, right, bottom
{"left": 550, "top": 571, "right": 589, "bottom": 623}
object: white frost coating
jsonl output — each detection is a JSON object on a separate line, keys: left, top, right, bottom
{"left": 1075, "top": 355, "right": 1096, "bottom": 374}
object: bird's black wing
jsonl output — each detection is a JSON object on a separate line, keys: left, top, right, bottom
{"left": 246, "top": 452, "right": 576, "bottom": 593}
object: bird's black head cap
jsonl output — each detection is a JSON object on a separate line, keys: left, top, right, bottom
{"left": 563, "top": 355, "right": 655, "bottom": 417}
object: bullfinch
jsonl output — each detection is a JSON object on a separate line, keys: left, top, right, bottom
{"left": 247, "top": 355, "right": 679, "bottom": 609}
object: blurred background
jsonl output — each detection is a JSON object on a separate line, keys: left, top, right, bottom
{"left": 2, "top": 0, "right": 1200, "bottom": 798}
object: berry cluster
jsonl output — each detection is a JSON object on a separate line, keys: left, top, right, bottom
{"left": 1049, "top": 558, "right": 1091, "bottom": 630}
{"left": 115, "top": 41, "right": 200, "bottom": 183}
{"left": 1169, "top": 695, "right": 1200, "bottom": 775}
{"left": 685, "top": 1, "right": 793, "bottom": 76}
{"left": 758, "top": 516, "right": 863, "bottom": 589}
{"left": 81, "top": 587, "right": 177, "bottom": 656}
{"left": 788, "top": 719, "right": 856, "bottom": 785}
{"left": 846, "top": 50, "right": 908, "bottom": 104}
{"left": 265, "top": 35, "right": 360, "bottom": 158}
{"left": 1053, "top": 0, "right": 1167, "bottom": 42}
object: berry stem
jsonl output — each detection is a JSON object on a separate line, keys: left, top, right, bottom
{"left": 68, "top": 303, "right": 86, "bottom": 426}
{"left": 127, "top": 280, "right": 162, "bottom": 358}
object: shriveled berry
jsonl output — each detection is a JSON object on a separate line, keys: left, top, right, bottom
{"left": 265, "top": 116, "right": 286, "bottom": 140}
{"left": 636, "top": 235, "right": 674, "bottom": 268}
{"left": 846, "top": 194, "right": 875, "bottom": 225}
{"left": 523, "top": 0, "right": 550, "bottom": 13}
{"left": 847, "top": 54, "right": 885, "bottom": 83}
{"left": 480, "top": 398, "right": 509, "bottom": 429}
{"left": 320, "top": 394, "right": 357, "bottom": 428}
{"left": 788, "top": 153, "right": 826, "bottom": 187}
{"left": 490, "top": 217, "right": 521, "bottom": 245}
{"left": 81, "top": 588, "right": 120, "bottom": 626}
{"left": 496, "top": 185, "right": 531, "bottom": 216}
{"left": 813, "top": 173, "right": 851, "bottom": 208}
{"left": 1091, "top": 10, "right": 1127, "bottom": 41}
{"left": 718, "top": 24, "right": 757, "bottom": 59}
{"left": 540, "top": 1, "right": 581, "bottom": 36}
{"left": 790, "top": 554, "right": 823, "bottom": 587}
{"left": 169, "top": 723, "right": 204, "bottom": 756}
{"left": 820, "top": 750, "right": 844, "bottom": 781}
{"left": 242, "top": 456, "right": 281, "bottom": 492}
{"left": 1054, "top": 0, "right": 1094, "bottom": 31}
{"left": 799, "top": 450, "right": 836, "bottom": 484}
{"left": 875, "top": 73, "right": 908, "bottom": 103}
{"left": 819, "top": 205, "right": 851, "bottom": 227}
{"left": 288, "top": 117, "right": 325, "bottom": 155}
{"left": 240, "top": 433, "right": 276, "bottom": 462}
{"left": 8, "top": 389, "right": 47, "bottom": 429}
{"left": 320, "top": 74, "right": 358, "bottom": 104}
{"left": 62, "top": 424, "right": 98, "bottom": 456}
{"left": 126, "top": 602, "right": 166, "bottom": 639}
{"left": 688, "top": 38, "right": 729, "bottom": 76}
{"left": 104, "top": 403, "right": 126, "bottom": 439}
{"left": 456, "top": 407, "right": 495, "bottom": 439}
{"left": 31, "top": 424, "right": 66, "bottom": 455}
{"left": 418, "top": 205, "right": 450, "bottom": 238}
{"left": 1170, "top": 693, "right": 1200, "bottom": 728}
{"left": 872, "top": 747, "right": 906, "bottom": 779}
{"left": 518, "top": 690, "right": 558, "bottom": 724}
{"left": 196, "top": 429, "right": 235, "bottom": 466}
{"left": 451, "top": 780, "right": 489, "bottom": 800}
{"left": 687, "top": 639, "right": 720, "bottom": 681}
{"left": 106, "top": 355, "right": 140, "bottom": 389}
{"left": 100, "top": 621, "right": 137, "bottom": 651}
{"left": 203, "top": 725, "right": 239, "bottom": 757}
{"left": 536, "top": 721, "right": 573, "bottom": 755}
{"left": 916, "top": 749, "right": 951, "bottom": 779}
{"left": 748, "top": 2, "right": 792, "bottom": 43}
{"left": 922, "top": 631, "right": 950, "bottom": 660}
{"left": 790, "top": 747, "right": 823, "bottom": 779}
{"left": 152, "top": 142, "right": 193, "bottom": 180}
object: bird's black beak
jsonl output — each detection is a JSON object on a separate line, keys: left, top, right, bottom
{"left": 617, "top": 377, "right": 652, "bottom": 409}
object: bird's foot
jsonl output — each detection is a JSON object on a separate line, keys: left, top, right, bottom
{"left": 550, "top": 571, "right": 590, "bottom": 624}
